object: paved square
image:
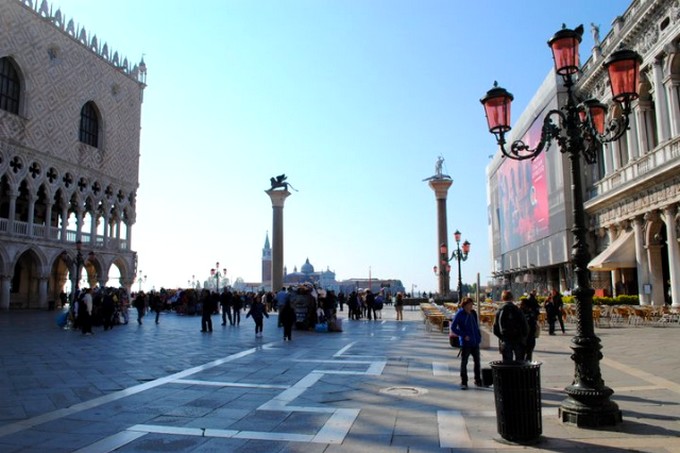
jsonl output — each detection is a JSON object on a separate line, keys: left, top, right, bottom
{"left": 0, "top": 307, "right": 679, "bottom": 452}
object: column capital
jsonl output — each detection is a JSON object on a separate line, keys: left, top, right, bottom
{"left": 428, "top": 178, "right": 453, "bottom": 200}
{"left": 265, "top": 189, "right": 291, "bottom": 208}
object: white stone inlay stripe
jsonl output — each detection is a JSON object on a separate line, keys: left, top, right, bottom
{"left": 438, "top": 410, "right": 471, "bottom": 448}
{"left": 233, "top": 430, "right": 314, "bottom": 442}
{"left": 433, "top": 362, "right": 452, "bottom": 376}
{"left": 173, "top": 379, "right": 289, "bottom": 389}
{"left": 367, "top": 361, "right": 386, "bottom": 375}
{"left": 334, "top": 342, "right": 356, "bottom": 357}
{"left": 128, "top": 424, "right": 204, "bottom": 436}
{"left": 312, "top": 408, "right": 360, "bottom": 444}
{"left": 296, "top": 359, "right": 375, "bottom": 364}
{"left": 72, "top": 430, "right": 147, "bottom": 453}
{"left": 128, "top": 424, "right": 318, "bottom": 443}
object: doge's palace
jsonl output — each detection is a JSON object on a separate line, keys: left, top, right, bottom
{"left": 0, "top": 0, "right": 146, "bottom": 309}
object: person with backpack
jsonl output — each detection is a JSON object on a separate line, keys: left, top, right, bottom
{"left": 450, "top": 297, "right": 482, "bottom": 389}
{"left": 493, "top": 290, "right": 529, "bottom": 362}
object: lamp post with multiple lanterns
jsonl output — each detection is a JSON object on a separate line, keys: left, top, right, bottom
{"left": 210, "top": 262, "right": 227, "bottom": 293}
{"left": 450, "top": 230, "right": 470, "bottom": 302}
{"left": 433, "top": 231, "right": 470, "bottom": 302}
{"left": 481, "top": 24, "right": 641, "bottom": 427}
{"left": 137, "top": 271, "right": 146, "bottom": 293}
{"left": 74, "top": 240, "right": 84, "bottom": 292}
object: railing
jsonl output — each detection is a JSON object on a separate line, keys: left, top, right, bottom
{"left": 589, "top": 137, "right": 680, "bottom": 200}
{"left": 0, "top": 219, "right": 129, "bottom": 251}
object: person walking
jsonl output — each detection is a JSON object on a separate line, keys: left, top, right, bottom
{"left": 80, "top": 288, "right": 94, "bottom": 335}
{"left": 493, "top": 290, "right": 529, "bottom": 362}
{"left": 337, "top": 290, "right": 346, "bottom": 312}
{"left": 220, "top": 288, "right": 233, "bottom": 326}
{"left": 348, "top": 291, "right": 359, "bottom": 320}
{"left": 246, "top": 296, "right": 269, "bottom": 338}
{"left": 151, "top": 291, "right": 163, "bottom": 325}
{"left": 545, "top": 292, "right": 558, "bottom": 335}
{"left": 101, "top": 289, "right": 115, "bottom": 330}
{"left": 200, "top": 290, "right": 214, "bottom": 333}
{"left": 279, "top": 298, "right": 296, "bottom": 341}
{"left": 232, "top": 292, "right": 243, "bottom": 326}
{"left": 520, "top": 295, "right": 540, "bottom": 361}
{"left": 552, "top": 288, "right": 566, "bottom": 334}
{"left": 133, "top": 291, "right": 146, "bottom": 325}
{"left": 450, "top": 297, "right": 482, "bottom": 389}
{"left": 365, "top": 289, "right": 376, "bottom": 321}
{"left": 395, "top": 292, "right": 404, "bottom": 321}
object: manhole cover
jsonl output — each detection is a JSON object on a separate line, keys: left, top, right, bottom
{"left": 380, "top": 386, "right": 428, "bottom": 397}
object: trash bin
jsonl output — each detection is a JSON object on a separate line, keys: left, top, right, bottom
{"left": 490, "top": 360, "right": 542, "bottom": 443}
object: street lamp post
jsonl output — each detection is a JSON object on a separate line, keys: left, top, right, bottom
{"left": 138, "top": 271, "right": 147, "bottom": 293}
{"left": 74, "top": 240, "right": 84, "bottom": 292}
{"left": 451, "top": 230, "right": 471, "bottom": 302}
{"left": 435, "top": 231, "right": 470, "bottom": 302}
{"left": 210, "top": 262, "right": 227, "bottom": 293}
{"left": 481, "top": 24, "right": 641, "bottom": 427}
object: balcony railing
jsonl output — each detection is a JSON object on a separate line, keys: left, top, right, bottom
{"left": 588, "top": 136, "right": 680, "bottom": 200}
{"left": 0, "top": 218, "right": 129, "bottom": 251}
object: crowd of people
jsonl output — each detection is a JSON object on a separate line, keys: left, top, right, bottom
{"left": 61, "top": 283, "right": 402, "bottom": 340}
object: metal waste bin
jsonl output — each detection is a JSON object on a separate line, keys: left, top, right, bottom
{"left": 490, "top": 360, "right": 542, "bottom": 443}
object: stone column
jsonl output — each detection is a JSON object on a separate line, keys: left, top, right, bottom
{"left": 652, "top": 59, "right": 670, "bottom": 143}
{"left": 60, "top": 204, "right": 68, "bottom": 243}
{"left": 428, "top": 178, "right": 453, "bottom": 296}
{"left": 266, "top": 189, "right": 291, "bottom": 294}
{"left": 38, "top": 277, "right": 48, "bottom": 309}
{"left": 625, "top": 111, "right": 639, "bottom": 161}
{"left": 0, "top": 276, "right": 11, "bottom": 310}
{"left": 607, "top": 227, "right": 622, "bottom": 297}
{"left": 666, "top": 77, "right": 680, "bottom": 137}
{"left": 662, "top": 206, "right": 680, "bottom": 307}
{"left": 633, "top": 216, "right": 651, "bottom": 305}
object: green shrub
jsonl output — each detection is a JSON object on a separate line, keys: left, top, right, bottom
{"left": 586, "top": 295, "right": 639, "bottom": 305}
{"left": 615, "top": 295, "right": 639, "bottom": 305}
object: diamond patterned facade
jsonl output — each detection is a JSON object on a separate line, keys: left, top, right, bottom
{"left": 0, "top": 0, "right": 147, "bottom": 309}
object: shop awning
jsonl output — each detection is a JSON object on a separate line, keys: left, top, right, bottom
{"left": 588, "top": 230, "right": 636, "bottom": 271}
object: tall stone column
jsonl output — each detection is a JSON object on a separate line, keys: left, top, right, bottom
{"left": 266, "top": 189, "right": 291, "bottom": 294}
{"left": 0, "top": 276, "right": 11, "bottom": 310}
{"left": 428, "top": 178, "right": 453, "bottom": 296}
{"left": 663, "top": 206, "right": 680, "bottom": 307}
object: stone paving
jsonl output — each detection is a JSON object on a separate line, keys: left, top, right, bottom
{"left": 0, "top": 305, "right": 679, "bottom": 452}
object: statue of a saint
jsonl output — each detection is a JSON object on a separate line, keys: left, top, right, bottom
{"left": 435, "top": 156, "right": 444, "bottom": 178}
{"left": 591, "top": 23, "right": 600, "bottom": 47}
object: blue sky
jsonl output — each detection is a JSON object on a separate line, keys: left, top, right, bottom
{"left": 52, "top": 0, "right": 631, "bottom": 293}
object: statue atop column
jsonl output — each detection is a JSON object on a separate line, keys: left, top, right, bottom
{"left": 423, "top": 155, "right": 451, "bottom": 181}
{"left": 269, "top": 174, "right": 297, "bottom": 192}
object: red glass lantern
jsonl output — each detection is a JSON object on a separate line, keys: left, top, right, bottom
{"left": 604, "top": 48, "right": 642, "bottom": 105}
{"left": 548, "top": 25, "right": 582, "bottom": 76}
{"left": 582, "top": 99, "right": 608, "bottom": 135}
{"left": 480, "top": 82, "right": 513, "bottom": 134}
{"left": 462, "top": 240, "right": 471, "bottom": 254}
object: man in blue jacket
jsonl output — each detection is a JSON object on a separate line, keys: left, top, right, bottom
{"left": 450, "top": 297, "right": 482, "bottom": 389}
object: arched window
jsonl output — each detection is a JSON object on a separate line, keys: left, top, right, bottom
{"left": 79, "top": 101, "right": 99, "bottom": 147}
{"left": 0, "top": 57, "right": 21, "bottom": 114}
